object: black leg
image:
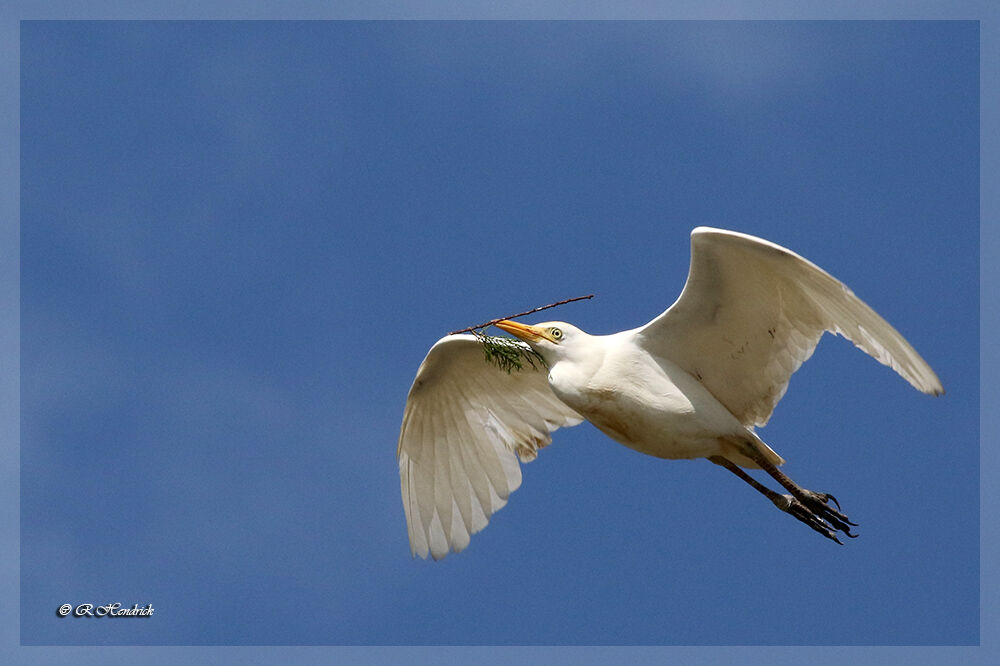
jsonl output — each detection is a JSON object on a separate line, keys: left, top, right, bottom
{"left": 741, "top": 447, "right": 858, "bottom": 537}
{"left": 709, "top": 455, "right": 857, "bottom": 544}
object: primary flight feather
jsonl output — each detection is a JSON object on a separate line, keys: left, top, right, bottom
{"left": 397, "top": 227, "right": 943, "bottom": 560}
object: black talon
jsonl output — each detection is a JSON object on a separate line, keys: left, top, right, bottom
{"left": 799, "top": 490, "right": 859, "bottom": 533}
{"left": 822, "top": 498, "right": 859, "bottom": 527}
{"left": 785, "top": 496, "right": 846, "bottom": 544}
{"left": 822, "top": 512, "right": 854, "bottom": 536}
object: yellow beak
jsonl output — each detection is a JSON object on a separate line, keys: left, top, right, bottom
{"left": 495, "top": 320, "right": 550, "bottom": 343}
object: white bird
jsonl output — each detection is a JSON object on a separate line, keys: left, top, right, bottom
{"left": 397, "top": 227, "right": 943, "bottom": 560}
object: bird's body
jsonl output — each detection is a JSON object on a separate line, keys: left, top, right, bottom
{"left": 397, "top": 227, "right": 943, "bottom": 560}
{"left": 543, "top": 329, "right": 777, "bottom": 468}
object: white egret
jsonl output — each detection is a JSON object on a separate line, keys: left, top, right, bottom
{"left": 397, "top": 227, "right": 943, "bottom": 560}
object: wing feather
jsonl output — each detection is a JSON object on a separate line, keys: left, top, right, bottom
{"left": 637, "top": 227, "right": 943, "bottom": 427}
{"left": 397, "top": 334, "right": 583, "bottom": 560}
{"left": 443, "top": 400, "right": 476, "bottom": 538}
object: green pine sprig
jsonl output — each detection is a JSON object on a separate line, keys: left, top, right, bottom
{"left": 471, "top": 329, "right": 548, "bottom": 374}
{"left": 448, "top": 294, "right": 594, "bottom": 373}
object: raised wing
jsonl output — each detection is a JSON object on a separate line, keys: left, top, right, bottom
{"left": 636, "top": 227, "right": 943, "bottom": 427}
{"left": 397, "top": 334, "right": 583, "bottom": 560}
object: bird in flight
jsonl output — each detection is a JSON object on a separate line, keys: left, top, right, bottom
{"left": 397, "top": 227, "right": 943, "bottom": 560}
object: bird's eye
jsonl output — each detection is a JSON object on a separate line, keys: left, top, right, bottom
{"left": 550, "top": 328, "right": 563, "bottom": 340}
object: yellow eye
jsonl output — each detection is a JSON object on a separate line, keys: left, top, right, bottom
{"left": 550, "top": 328, "right": 563, "bottom": 340}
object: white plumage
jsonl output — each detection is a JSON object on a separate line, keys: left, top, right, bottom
{"left": 397, "top": 336, "right": 582, "bottom": 560}
{"left": 397, "top": 227, "right": 943, "bottom": 559}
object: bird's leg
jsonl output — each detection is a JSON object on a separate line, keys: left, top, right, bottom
{"left": 740, "top": 447, "right": 858, "bottom": 540}
{"left": 708, "top": 455, "right": 856, "bottom": 544}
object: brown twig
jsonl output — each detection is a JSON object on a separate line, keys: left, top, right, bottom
{"left": 448, "top": 294, "right": 595, "bottom": 335}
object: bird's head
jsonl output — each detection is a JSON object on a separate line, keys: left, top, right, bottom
{"left": 494, "top": 320, "right": 586, "bottom": 364}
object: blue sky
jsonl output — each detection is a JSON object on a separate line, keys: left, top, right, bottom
{"left": 10, "top": 14, "right": 986, "bottom": 657}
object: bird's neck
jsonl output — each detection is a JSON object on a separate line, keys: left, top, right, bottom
{"left": 546, "top": 342, "right": 606, "bottom": 398}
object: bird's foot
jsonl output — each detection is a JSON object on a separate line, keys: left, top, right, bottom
{"left": 771, "top": 490, "right": 858, "bottom": 544}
